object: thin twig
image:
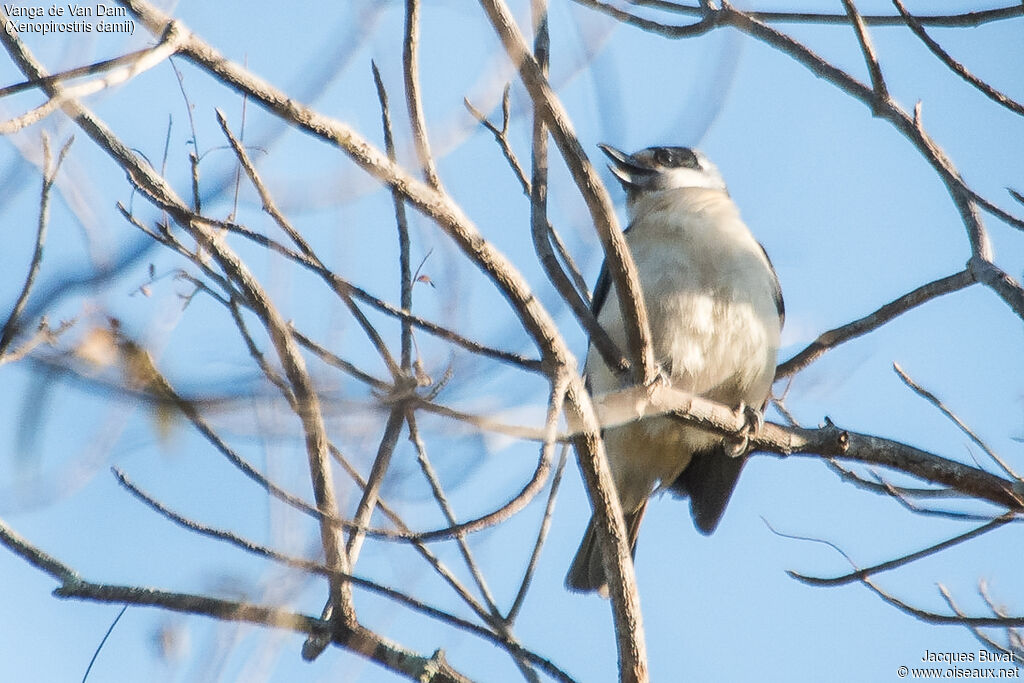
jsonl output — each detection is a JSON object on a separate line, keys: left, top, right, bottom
{"left": 767, "top": 519, "right": 1024, "bottom": 626}
{"left": 893, "top": 0, "right": 1024, "bottom": 118}
{"left": 893, "top": 363, "right": 1020, "bottom": 481}
{"left": 507, "top": 443, "right": 568, "bottom": 622}
{"left": 81, "top": 605, "right": 127, "bottom": 683}
{"left": 826, "top": 460, "right": 962, "bottom": 500}
{"left": 785, "top": 513, "right": 1015, "bottom": 586}
{"left": 405, "top": 411, "right": 542, "bottom": 683}
{"left": 466, "top": 91, "right": 612, "bottom": 364}
{"left": 465, "top": 88, "right": 529, "bottom": 193}
{"left": 168, "top": 58, "right": 201, "bottom": 215}
{"left": 372, "top": 62, "right": 416, "bottom": 373}
{"left": 776, "top": 269, "right": 974, "bottom": 379}
{"left": 403, "top": 0, "right": 442, "bottom": 191}
{"left": 478, "top": 0, "right": 657, "bottom": 386}
{"left": 977, "top": 581, "right": 1024, "bottom": 663}
{"left": 327, "top": 442, "right": 491, "bottom": 620}
{"left": 104, "top": 473, "right": 574, "bottom": 682}
{"left": 406, "top": 411, "right": 500, "bottom": 613}
{"left": 842, "top": 0, "right": 888, "bottom": 114}
{"left": 290, "top": 326, "right": 391, "bottom": 392}
{"left": 215, "top": 109, "right": 404, "bottom": 382}
{"left": 944, "top": 583, "right": 1024, "bottom": 664}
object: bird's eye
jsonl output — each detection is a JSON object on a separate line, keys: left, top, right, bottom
{"left": 654, "top": 148, "right": 698, "bottom": 169}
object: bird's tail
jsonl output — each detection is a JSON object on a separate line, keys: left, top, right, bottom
{"left": 565, "top": 503, "right": 646, "bottom": 596}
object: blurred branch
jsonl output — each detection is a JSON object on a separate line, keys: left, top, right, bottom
{"left": 976, "top": 582, "right": 1024, "bottom": 663}
{"left": 467, "top": 89, "right": 615, "bottom": 368}
{"left": 0, "top": 23, "right": 360, "bottom": 631}
{"left": 0, "top": 21, "right": 184, "bottom": 134}
{"left": 327, "top": 442, "right": 492, "bottom": 618}
{"left": 629, "top": 1, "right": 1024, "bottom": 27}
{"left": 0, "top": 134, "right": 71, "bottom": 358}
{"left": 406, "top": 410, "right": 543, "bottom": 683}
{"left": 111, "top": 469, "right": 575, "bottom": 682}
{"left": 216, "top": 109, "right": 404, "bottom": 382}
{"left": 407, "top": 412, "right": 497, "bottom": 613}
{"left": 106, "top": 5, "right": 647, "bottom": 678}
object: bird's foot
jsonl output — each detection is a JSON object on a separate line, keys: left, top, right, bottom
{"left": 642, "top": 365, "right": 672, "bottom": 395}
{"left": 725, "top": 402, "right": 763, "bottom": 458}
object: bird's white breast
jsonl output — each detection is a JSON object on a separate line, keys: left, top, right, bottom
{"left": 586, "top": 188, "right": 781, "bottom": 508}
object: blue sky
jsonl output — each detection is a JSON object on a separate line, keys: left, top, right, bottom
{"left": 1, "top": 1, "right": 1023, "bottom": 681}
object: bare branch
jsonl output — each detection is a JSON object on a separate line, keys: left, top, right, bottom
{"left": 507, "top": 444, "right": 569, "bottom": 623}
{"left": 893, "top": 0, "right": 1024, "bottom": 118}
{"left": 841, "top": 0, "right": 889, "bottom": 114}
{"left": 0, "top": 21, "right": 357, "bottom": 625}
{"left": 0, "top": 514, "right": 79, "bottom": 584}
{"left": 346, "top": 408, "right": 405, "bottom": 564}
{"left": 787, "top": 513, "right": 1015, "bottom": 586}
{"left": 403, "top": 0, "right": 443, "bottom": 191}
{"left": 478, "top": 0, "right": 657, "bottom": 385}
{"left": 107, "top": 471, "right": 575, "bottom": 682}
{"left": 468, "top": 87, "right": 619, "bottom": 370}
{"left": 373, "top": 62, "right": 416, "bottom": 373}
{"left": 215, "top": 109, "right": 404, "bottom": 382}
{"left": 104, "top": 7, "right": 646, "bottom": 676}
{"left": 776, "top": 269, "right": 974, "bottom": 379}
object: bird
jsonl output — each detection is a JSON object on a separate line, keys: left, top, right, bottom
{"left": 565, "top": 144, "right": 784, "bottom": 595}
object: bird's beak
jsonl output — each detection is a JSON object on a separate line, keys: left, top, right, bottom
{"left": 599, "top": 143, "right": 653, "bottom": 190}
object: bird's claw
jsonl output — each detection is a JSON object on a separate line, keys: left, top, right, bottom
{"left": 725, "top": 402, "right": 763, "bottom": 458}
{"left": 643, "top": 366, "right": 672, "bottom": 395}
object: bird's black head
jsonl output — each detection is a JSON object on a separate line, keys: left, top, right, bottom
{"left": 599, "top": 144, "right": 727, "bottom": 203}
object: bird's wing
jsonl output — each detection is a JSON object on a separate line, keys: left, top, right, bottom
{"left": 759, "top": 242, "right": 785, "bottom": 328}
{"left": 589, "top": 221, "right": 637, "bottom": 319}
{"left": 589, "top": 253, "right": 613, "bottom": 318}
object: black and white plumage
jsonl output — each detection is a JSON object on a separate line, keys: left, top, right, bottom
{"left": 566, "top": 144, "right": 784, "bottom": 595}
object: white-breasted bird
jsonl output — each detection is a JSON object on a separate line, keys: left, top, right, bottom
{"left": 566, "top": 144, "right": 784, "bottom": 594}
